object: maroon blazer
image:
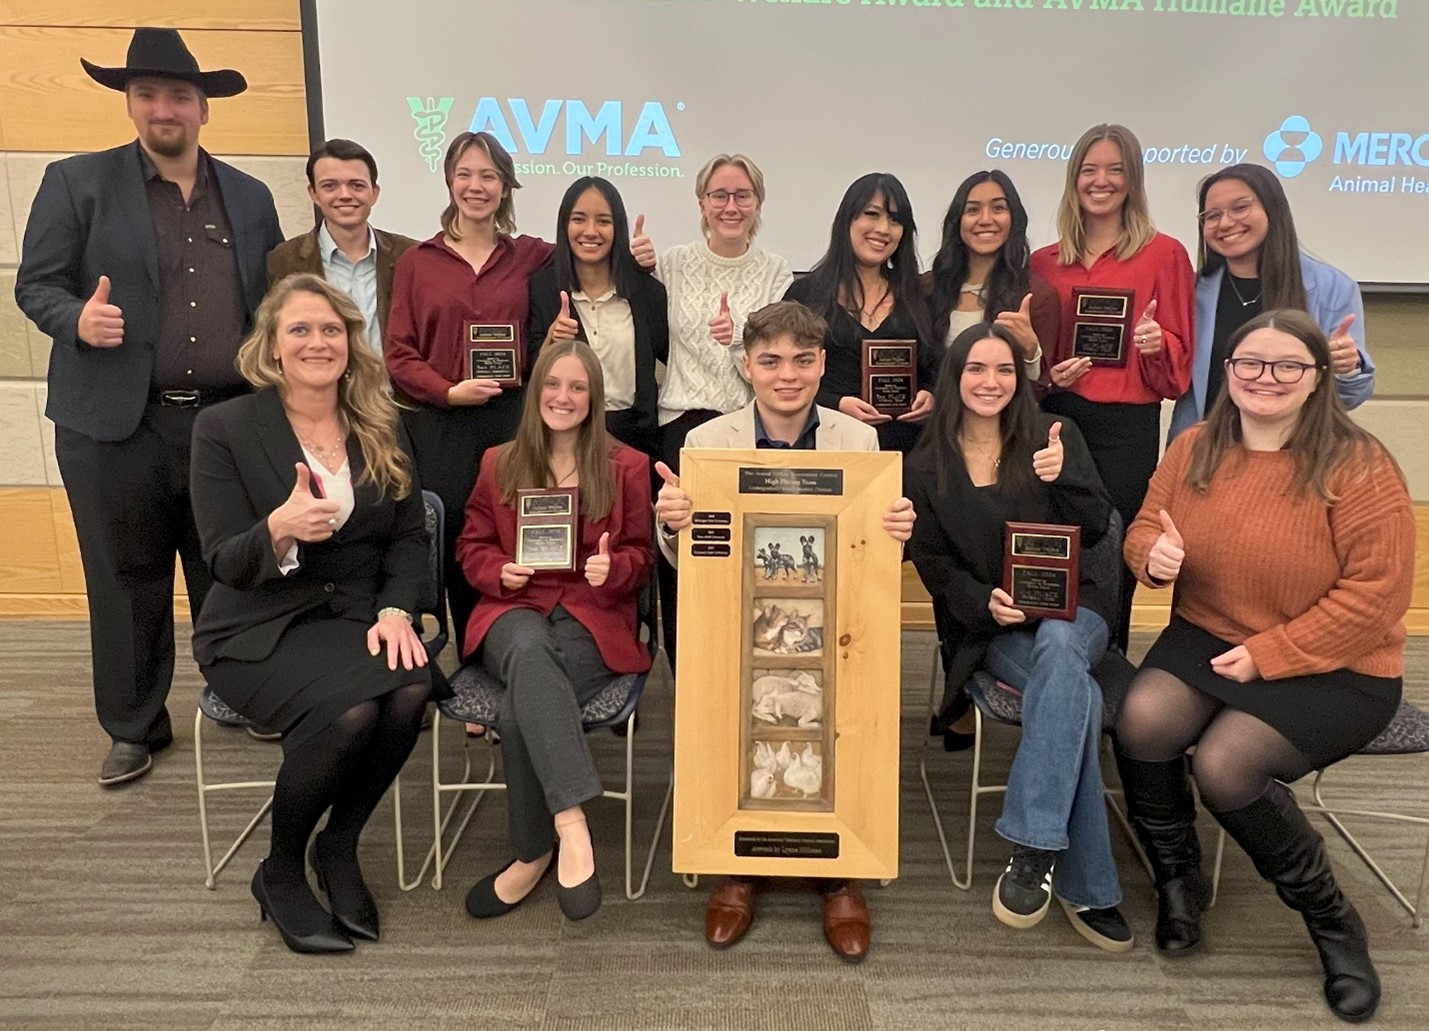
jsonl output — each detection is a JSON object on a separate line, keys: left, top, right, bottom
{"left": 458, "top": 442, "right": 653, "bottom": 671}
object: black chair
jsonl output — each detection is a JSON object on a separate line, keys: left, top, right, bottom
{"left": 194, "top": 489, "right": 448, "bottom": 890}
{"left": 425, "top": 573, "right": 670, "bottom": 900}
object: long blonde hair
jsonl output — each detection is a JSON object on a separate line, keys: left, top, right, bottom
{"left": 237, "top": 274, "right": 412, "bottom": 499}
{"left": 441, "top": 131, "right": 520, "bottom": 239}
{"left": 1055, "top": 123, "right": 1157, "bottom": 265}
{"left": 496, "top": 340, "right": 616, "bottom": 520}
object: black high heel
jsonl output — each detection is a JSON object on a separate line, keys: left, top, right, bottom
{"left": 465, "top": 845, "right": 558, "bottom": 919}
{"left": 250, "top": 861, "right": 354, "bottom": 954}
{"left": 308, "top": 836, "right": 380, "bottom": 942}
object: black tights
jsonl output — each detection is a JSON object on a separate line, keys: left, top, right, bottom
{"left": 265, "top": 682, "right": 429, "bottom": 915}
{"left": 1116, "top": 668, "right": 1317, "bottom": 812}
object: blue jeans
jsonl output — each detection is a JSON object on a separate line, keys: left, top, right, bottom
{"left": 983, "top": 606, "right": 1122, "bottom": 909}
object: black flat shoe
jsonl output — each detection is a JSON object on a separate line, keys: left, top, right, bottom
{"left": 556, "top": 868, "right": 602, "bottom": 922}
{"left": 465, "top": 847, "right": 556, "bottom": 919}
{"left": 98, "top": 741, "right": 152, "bottom": 786}
{"left": 309, "top": 837, "right": 380, "bottom": 942}
{"left": 250, "top": 862, "right": 354, "bottom": 955}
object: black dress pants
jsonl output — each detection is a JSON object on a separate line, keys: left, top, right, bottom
{"left": 54, "top": 404, "right": 213, "bottom": 744}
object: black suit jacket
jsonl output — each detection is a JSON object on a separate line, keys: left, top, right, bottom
{"left": 189, "top": 389, "right": 428, "bottom": 667}
{"left": 265, "top": 225, "right": 418, "bottom": 335}
{"left": 526, "top": 266, "right": 668, "bottom": 452}
{"left": 14, "top": 141, "right": 284, "bottom": 442}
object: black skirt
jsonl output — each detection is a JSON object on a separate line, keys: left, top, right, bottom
{"left": 1140, "top": 616, "right": 1400, "bottom": 769}
{"left": 201, "top": 612, "right": 432, "bottom": 753}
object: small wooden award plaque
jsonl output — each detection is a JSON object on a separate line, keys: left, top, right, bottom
{"left": 861, "top": 339, "right": 917, "bottom": 415}
{"left": 466, "top": 321, "right": 521, "bottom": 388}
{"left": 1003, "top": 521, "right": 1080, "bottom": 620}
{"left": 1069, "top": 287, "right": 1135, "bottom": 368}
{"left": 515, "top": 487, "right": 578, "bottom": 571}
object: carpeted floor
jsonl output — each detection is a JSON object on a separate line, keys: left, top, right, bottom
{"left": 1, "top": 623, "right": 1426, "bottom": 1031}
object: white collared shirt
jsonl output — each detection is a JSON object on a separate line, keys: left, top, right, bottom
{"left": 571, "top": 287, "right": 636, "bottom": 411}
{"left": 318, "top": 222, "right": 380, "bottom": 352}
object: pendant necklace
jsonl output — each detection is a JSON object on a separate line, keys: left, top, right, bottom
{"left": 1228, "top": 275, "right": 1261, "bottom": 308}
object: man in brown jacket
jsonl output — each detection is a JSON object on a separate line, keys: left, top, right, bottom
{"left": 266, "top": 138, "right": 415, "bottom": 352}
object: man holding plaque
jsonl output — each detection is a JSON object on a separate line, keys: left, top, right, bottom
{"left": 654, "top": 301, "right": 915, "bottom": 963}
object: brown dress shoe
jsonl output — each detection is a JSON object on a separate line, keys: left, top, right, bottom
{"left": 822, "top": 881, "right": 871, "bottom": 963}
{"left": 705, "top": 877, "right": 756, "bottom": 949}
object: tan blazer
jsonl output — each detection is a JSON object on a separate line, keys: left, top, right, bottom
{"left": 265, "top": 225, "right": 417, "bottom": 334}
{"left": 659, "top": 402, "right": 878, "bottom": 564}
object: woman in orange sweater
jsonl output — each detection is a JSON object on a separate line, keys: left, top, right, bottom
{"left": 1119, "top": 309, "right": 1413, "bottom": 1023}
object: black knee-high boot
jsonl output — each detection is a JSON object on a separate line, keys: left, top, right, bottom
{"left": 1210, "top": 782, "right": 1379, "bottom": 1024}
{"left": 1115, "top": 752, "right": 1209, "bottom": 954}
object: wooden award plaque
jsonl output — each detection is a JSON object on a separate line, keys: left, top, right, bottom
{"left": 673, "top": 448, "right": 903, "bottom": 880}
{"left": 515, "top": 487, "right": 578, "bottom": 571}
{"left": 1003, "top": 521, "right": 1080, "bottom": 621}
{"left": 861, "top": 339, "right": 917, "bottom": 416}
{"left": 466, "top": 321, "right": 522, "bottom": 388}
{"left": 1069, "top": 287, "right": 1135, "bottom": 368}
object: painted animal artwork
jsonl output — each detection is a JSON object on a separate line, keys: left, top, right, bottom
{"left": 750, "top": 740, "right": 824, "bottom": 801}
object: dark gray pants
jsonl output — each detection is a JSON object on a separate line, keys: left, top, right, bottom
{"left": 481, "top": 606, "right": 613, "bottom": 860}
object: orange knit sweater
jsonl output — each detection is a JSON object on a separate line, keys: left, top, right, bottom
{"left": 1125, "top": 426, "right": 1415, "bottom": 680}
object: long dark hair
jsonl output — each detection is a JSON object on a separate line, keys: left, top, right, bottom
{"left": 1196, "top": 163, "right": 1308, "bottom": 311}
{"left": 914, "top": 322, "right": 1041, "bottom": 499}
{"left": 1188, "top": 309, "right": 1380, "bottom": 502}
{"left": 929, "top": 170, "right": 1032, "bottom": 338}
{"left": 799, "top": 172, "right": 933, "bottom": 346}
{"left": 552, "top": 176, "right": 640, "bottom": 302}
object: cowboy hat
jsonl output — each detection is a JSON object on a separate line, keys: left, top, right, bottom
{"left": 81, "top": 27, "right": 247, "bottom": 98}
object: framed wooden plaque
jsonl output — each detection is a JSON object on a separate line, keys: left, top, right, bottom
{"left": 672, "top": 449, "right": 903, "bottom": 880}
{"left": 861, "top": 338, "right": 917, "bottom": 416}
{"left": 466, "top": 321, "right": 522, "bottom": 388}
{"left": 1003, "top": 521, "right": 1080, "bottom": 620}
{"left": 515, "top": 488, "right": 579, "bottom": 570}
{"left": 1069, "top": 287, "right": 1134, "bottom": 368}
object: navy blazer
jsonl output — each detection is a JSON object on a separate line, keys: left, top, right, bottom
{"left": 15, "top": 141, "right": 283, "bottom": 442}
{"left": 189, "top": 389, "right": 428, "bottom": 667}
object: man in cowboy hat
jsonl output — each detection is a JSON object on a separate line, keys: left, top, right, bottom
{"left": 14, "top": 28, "right": 284, "bottom": 786}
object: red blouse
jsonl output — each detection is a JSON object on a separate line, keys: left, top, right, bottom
{"left": 457, "top": 442, "right": 654, "bottom": 672}
{"left": 384, "top": 233, "right": 553, "bottom": 408}
{"left": 1030, "top": 232, "right": 1194, "bottom": 404}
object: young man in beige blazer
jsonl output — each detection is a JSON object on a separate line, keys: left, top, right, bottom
{"left": 654, "top": 300, "right": 916, "bottom": 963}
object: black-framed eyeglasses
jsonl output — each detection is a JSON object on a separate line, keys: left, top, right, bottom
{"left": 704, "top": 189, "right": 757, "bottom": 207}
{"left": 1225, "top": 357, "right": 1324, "bottom": 384}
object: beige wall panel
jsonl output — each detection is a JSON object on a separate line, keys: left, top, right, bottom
{"left": 34, "top": 382, "right": 58, "bottom": 485}
{"left": 5, "top": 150, "right": 49, "bottom": 254}
{"left": 0, "top": 487, "right": 60, "bottom": 592}
{"left": 27, "top": 315, "right": 49, "bottom": 378}
{"left": 1364, "top": 295, "right": 1429, "bottom": 398}
{"left": 0, "top": 28, "right": 307, "bottom": 154}
{"left": 0, "top": 270, "right": 31, "bottom": 376}
{"left": 0, "top": 153, "right": 15, "bottom": 264}
{"left": 1351, "top": 400, "right": 1429, "bottom": 503}
{"left": 0, "top": 380, "right": 45, "bottom": 484}
{"left": 224, "top": 154, "right": 312, "bottom": 239}
{"left": 0, "top": 1, "right": 300, "bottom": 29}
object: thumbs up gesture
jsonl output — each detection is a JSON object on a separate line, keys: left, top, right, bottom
{"left": 1032, "top": 421, "right": 1064, "bottom": 483}
{"left": 629, "top": 213, "right": 656, "bottom": 269}
{"left": 547, "top": 289, "right": 580, "bottom": 344}
{"left": 584, "top": 531, "right": 612, "bottom": 587}
{"left": 268, "top": 462, "right": 342, "bottom": 556}
{"left": 993, "top": 292, "right": 1039, "bottom": 359}
{"left": 653, "top": 460, "right": 693, "bottom": 533}
{"left": 78, "top": 275, "right": 125, "bottom": 348}
{"left": 1146, "top": 508, "right": 1185, "bottom": 584}
{"left": 1327, "top": 314, "right": 1360, "bottom": 375}
{"left": 1133, "top": 299, "right": 1163, "bottom": 355}
{"left": 708, "top": 291, "right": 734, "bottom": 346}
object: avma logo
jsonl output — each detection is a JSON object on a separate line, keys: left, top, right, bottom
{"left": 470, "top": 99, "right": 682, "bottom": 158}
{"left": 1263, "top": 116, "right": 1323, "bottom": 178}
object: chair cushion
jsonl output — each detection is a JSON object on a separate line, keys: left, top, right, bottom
{"left": 1360, "top": 699, "right": 1429, "bottom": 756}
{"left": 440, "top": 664, "right": 642, "bottom": 730}
{"left": 197, "top": 685, "right": 252, "bottom": 728}
{"left": 966, "top": 649, "right": 1129, "bottom": 734}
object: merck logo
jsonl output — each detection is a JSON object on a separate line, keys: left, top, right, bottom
{"left": 1263, "top": 116, "right": 1323, "bottom": 178}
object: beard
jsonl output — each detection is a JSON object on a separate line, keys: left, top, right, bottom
{"left": 142, "top": 126, "right": 191, "bottom": 158}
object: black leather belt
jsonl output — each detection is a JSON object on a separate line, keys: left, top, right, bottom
{"left": 149, "top": 385, "right": 248, "bottom": 408}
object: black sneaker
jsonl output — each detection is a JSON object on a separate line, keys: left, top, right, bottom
{"left": 993, "top": 845, "right": 1057, "bottom": 928}
{"left": 1059, "top": 898, "right": 1135, "bottom": 953}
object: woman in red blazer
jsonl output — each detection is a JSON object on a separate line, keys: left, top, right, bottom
{"left": 456, "top": 339, "right": 653, "bottom": 923}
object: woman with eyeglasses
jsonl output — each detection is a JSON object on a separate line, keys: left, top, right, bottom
{"left": 784, "top": 172, "right": 938, "bottom": 454}
{"left": 1118, "top": 309, "right": 1412, "bottom": 1023}
{"left": 1170, "top": 162, "right": 1375, "bottom": 442}
{"left": 1031, "top": 124, "right": 1194, "bottom": 651}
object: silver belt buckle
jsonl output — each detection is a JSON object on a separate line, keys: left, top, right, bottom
{"left": 161, "top": 389, "right": 202, "bottom": 408}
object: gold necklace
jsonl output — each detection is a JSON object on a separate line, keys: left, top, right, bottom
{"left": 288, "top": 416, "right": 345, "bottom": 464}
{"left": 959, "top": 434, "right": 1002, "bottom": 469}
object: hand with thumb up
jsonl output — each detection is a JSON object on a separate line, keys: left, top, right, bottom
{"left": 78, "top": 276, "right": 125, "bottom": 348}
{"left": 993, "top": 292, "right": 1039, "bottom": 359}
{"left": 629, "top": 213, "right": 656, "bottom": 269}
{"left": 585, "top": 531, "right": 612, "bottom": 587}
{"left": 1146, "top": 508, "right": 1185, "bottom": 584}
{"left": 653, "top": 460, "right": 692, "bottom": 533}
{"left": 708, "top": 291, "right": 734, "bottom": 346}
{"left": 267, "top": 462, "right": 342, "bottom": 557}
{"left": 1032, "top": 421, "right": 1063, "bottom": 483}
{"left": 547, "top": 289, "right": 580, "bottom": 344}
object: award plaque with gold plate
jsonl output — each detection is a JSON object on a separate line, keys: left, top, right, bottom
{"left": 860, "top": 339, "right": 917, "bottom": 416}
{"left": 1002, "top": 521, "right": 1080, "bottom": 620}
{"left": 515, "top": 487, "right": 579, "bottom": 571}
{"left": 1069, "top": 287, "right": 1135, "bottom": 368}
{"left": 466, "top": 321, "right": 521, "bottom": 388}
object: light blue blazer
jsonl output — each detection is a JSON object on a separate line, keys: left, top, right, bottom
{"left": 1169, "top": 252, "right": 1375, "bottom": 442}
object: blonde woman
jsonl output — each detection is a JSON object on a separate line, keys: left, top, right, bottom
{"left": 190, "top": 274, "right": 432, "bottom": 954}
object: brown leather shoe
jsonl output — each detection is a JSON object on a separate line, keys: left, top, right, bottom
{"left": 705, "top": 877, "right": 756, "bottom": 949}
{"left": 822, "top": 881, "right": 871, "bottom": 963}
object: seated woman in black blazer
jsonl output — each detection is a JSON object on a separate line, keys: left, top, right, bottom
{"left": 528, "top": 176, "right": 669, "bottom": 457}
{"left": 191, "top": 274, "right": 432, "bottom": 954}
{"left": 904, "top": 323, "right": 1129, "bottom": 952}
